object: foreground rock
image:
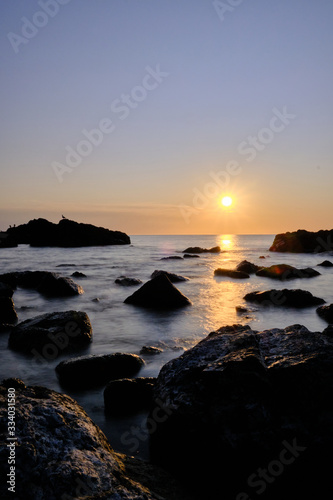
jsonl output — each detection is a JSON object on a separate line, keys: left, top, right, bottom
{"left": 115, "top": 276, "right": 143, "bottom": 286}
{"left": 8, "top": 311, "right": 92, "bottom": 354}
{"left": 244, "top": 289, "right": 325, "bottom": 308}
{"left": 214, "top": 268, "right": 250, "bottom": 279}
{"left": 236, "top": 260, "right": 262, "bottom": 274}
{"left": 149, "top": 324, "right": 333, "bottom": 498}
{"left": 124, "top": 275, "right": 192, "bottom": 309}
{"left": 6, "top": 217, "right": 131, "bottom": 246}
{"left": 56, "top": 353, "right": 145, "bottom": 389}
{"left": 269, "top": 229, "right": 333, "bottom": 253}
{"left": 151, "top": 270, "right": 190, "bottom": 282}
{"left": 0, "top": 297, "right": 18, "bottom": 325}
{"left": 104, "top": 377, "right": 156, "bottom": 415}
{"left": 256, "top": 264, "right": 320, "bottom": 280}
{"left": 0, "top": 379, "right": 188, "bottom": 500}
{"left": 182, "top": 246, "right": 220, "bottom": 254}
{"left": 316, "top": 304, "right": 333, "bottom": 323}
{"left": 0, "top": 270, "right": 83, "bottom": 296}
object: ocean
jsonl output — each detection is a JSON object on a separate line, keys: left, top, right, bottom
{"left": 1, "top": 234, "right": 332, "bottom": 459}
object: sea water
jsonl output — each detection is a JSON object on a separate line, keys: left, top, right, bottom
{"left": 0, "top": 234, "right": 332, "bottom": 458}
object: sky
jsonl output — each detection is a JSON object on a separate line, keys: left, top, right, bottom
{"left": 1, "top": 0, "right": 332, "bottom": 235}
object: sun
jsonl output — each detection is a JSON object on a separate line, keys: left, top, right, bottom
{"left": 221, "top": 196, "right": 233, "bottom": 207}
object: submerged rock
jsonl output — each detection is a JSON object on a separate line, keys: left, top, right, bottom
{"left": 269, "top": 229, "right": 333, "bottom": 253}
{"left": 160, "top": 256, "right": 183, "bottom": 260}
{"left": 124, "top": 274, "right": 192, "bottom": 309}
{"left": 149, "top": 324, "right": 333, "bottom": 498}
{"left": 56, "top": 353, "right": 145, "bottom": 389}
{"left": 0, "top": 379, "right": 178, "bottom": 500}
{"left": 8, "top": 311, "right": 92, "bottom": 354}
{"left": 256, "top": 264, "right": 320, "bottom": 280}
{"left": 236, "top": 260, "right": 262, "bottom": 274}
{"left": 316, "top": 304, "right": 333, "bottom": 323}
{"left": 115, "top": 276, "right": 143, "bottom": 286}
{"left": 151, "top": 270, "right": 190, "bottom": 283}
{"left": 104, "top": 377, "right": 156, "bottom": 415}
{"left": 244, "top": 289, "right": 325, "bottom": 308}
{"left": 182, "top": 246, "right": 220, "bottom": 254}
{"left": 183, "top": 253, "right": 200, "bottom": 259}
{"left": 214, "top": 268, "right": 250, "bottom": 279}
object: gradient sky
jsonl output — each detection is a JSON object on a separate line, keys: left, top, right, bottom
{"left": 1, "top": 0, "right": 332, "bottom": 235}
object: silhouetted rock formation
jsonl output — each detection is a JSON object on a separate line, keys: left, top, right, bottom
{"left": 182, "top": 246, "right": 220, "bottom": 254}
{"left": 0, "top": 231, "right": 17, "bottom": 248}
{"left": 256, "top": 264, "right": 320, "bottom": 280}
{"left": 270, "top": 229, "right": 333, "bottom": 253}
{"left": 244, "top": 289, "right": 325, "bottom": 308}
{"left": 149, "top": 324, "right": 333, "bottom": 498}
{"left": 6, "top": 218, "right": 130, "bottom": 247}
{"left": 214, "top": 268, "right": 250, "bottom": 279}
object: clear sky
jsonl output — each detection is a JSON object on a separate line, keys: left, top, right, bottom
{"left": 1, "top": 0, "right": 332, "bottom": 235}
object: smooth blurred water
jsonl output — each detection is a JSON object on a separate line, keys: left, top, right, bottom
{"left": 1, "top": 234, "right": 332, "bottom": 458}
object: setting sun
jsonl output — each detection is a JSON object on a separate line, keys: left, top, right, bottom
{"left": 221, "top": 196, "right": 233, "bottom": 207}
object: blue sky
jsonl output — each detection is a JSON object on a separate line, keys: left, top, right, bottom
{"left": 1, "top": 0, "right": 332, "bottom": 234}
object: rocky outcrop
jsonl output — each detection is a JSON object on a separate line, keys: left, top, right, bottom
{"left": 0, "top": 271, "right": 83, "bottom": 297}
{"left": 182, "top": 246, "right": 220, "bottom": 254}
{"left": 124, "top": 275, "right": 192, "bottom": 309}
{"left": 151, "top": 270, "right": 190, "bottom": 283}
{"left": 244, "top": 289, "right": 325, "bottom": 308}
{"left": 316, "top": 304, "right": 333, "bottom": 323}
{"left": 115, "top": 276, "right": 143, "bottom": 286}
{"left": 214, "top": 268, "right": 250, "bottom": 279}
{"left": 256, "top": 264, "right": 320, "bottom": 280}
{"left": 6, "top": 218, "right": 131, "bottom": 247}
{"left": 56, "top": 353, "right": 145, "bottom": 389}
{"left": 236, "top": 260, "right": 262, "bottom": 274}
{"left": 104, "top": 377, "right": 156, "bottom": 415}
{"left": 8, "top": 311, "right": 92, "bottom": 354}
{"left": 149, "top": 324, "right": 333, "bottom": 498}
{"left": 269, "top": 229, "right": 333, "bottom": 253}
{"left": 0, "top": 378, "right": 187, "bottom": 500}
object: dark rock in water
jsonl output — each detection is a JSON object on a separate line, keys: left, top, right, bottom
{"left": 269, "top": 229, "right": 333, "bottom": 253}
{"left": 214, "top": 268, "right": 250, "bottom": 279}
{"left": 318, "top": 260, "right": 333, "bottom": 267}
{"left": 316, "top": 304, "right": 333, "bottom": 323}
{"left": 235, "top": 305, "right": 249, "bottom": 313}
{"left": 71, "top": 271, "right": 87, "bottom": 278}
{"left": 259, "top": 255, "right": 266, "bottom": 259}
{"left": 56, "top": 352, "right": 145, "bottom": 389}
{"left": 115, "top": 276, "right": 143, "bottom": 286}
{"left": 244, "top": 289, "right": 325, "bottom": 308}
{"left": 0, "top": 379, "right": 180, "bottom": 500}
{"left": 151, "top": 270, "right": 190, "bottom": 283}
{"left": 0, "top": 270, "right": 83, "bottom": 296}
{"left": 0, "top": 231, "right": 17, "bottom": 248}
{"left": 160, "top": 255, "right": 183, "bottom": 260}
{"left": 124, "top": 274, "right": 192, "bottom": 309}
{"left": 0, "top": 297, "right": 18, "bottom": 325}
{"left": 6, "top": 217, "right": 131, "bottom": 247}
{"left": 140, "top": 346, "right": 163, "bottom": 355}
{"left": 149, "top": 324, "right": 333, "bottom": 498}
{"left": 182, "top": 246, "right": 220, "bottom": 254}
{"left": 256, "top": 264, "right": 320, "bottom": 280}
{"left": 0, "top": 282, "right": 14, "bottom": 298}
{"left": 236, "top": 260, "right": 261, "bottom": 274}
{"left": 183, "top": 253, "right": 200, "bottom": 259}
{"left": 8, "top": 311, "right": 92, "bottom": 354}
{"left": 104, "top": 377, "right": 156, "bottom": 415}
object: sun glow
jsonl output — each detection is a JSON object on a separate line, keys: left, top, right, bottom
{"left": 221, "top": 196, "right": 233, "bottom": 207}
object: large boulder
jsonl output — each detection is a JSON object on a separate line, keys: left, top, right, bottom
{"left": 236, "top": 260, "right": 262, "bottom": 274}
{"left": 6, "top": 218, "right": 131, "bottom": 246}
{"left": 151, "top": 270, "right": 190, "bottom": 283}
{"left": 104, "top": 377, "right": 156, "bottom": 415}
{"left": 269, "top": 229, "right": 333, "bottom": 253}
{"left": 124, "top": 275, "right": 192, "bottom": 309}
{"left": 214, "top": 268, "right": 250, "bottom": 279}
{"left": 56, "top": 353, "right": 145, "bottom": 389}
{"left": 182, "top": 246, "right": 220, "bottom": 254}
{"left": 0, "top": 379, "right": 186, "bottom": 500}
{"left": 149, "top": 324, "right": 333, "bottom": 498}
{"left": 0, "top": 271, "right": 83, "bottom": 296}
{"left": 256, "top": 264, "right": 320, "bottom": 280}
{"left": 244, "top": 289, "right": 325, "bottom": 308}
{"left": 8, "top": 311, "right": 92, "bottom": 354}
{"left": 316, "top": 304, "right": 333, "bottom": 323}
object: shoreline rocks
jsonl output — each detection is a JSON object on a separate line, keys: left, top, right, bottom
{"left": 269, "top": 229, "right": 333, "bottom": 253}
{"left": 244, "top": 289, "right": 325, "bottom": 308}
